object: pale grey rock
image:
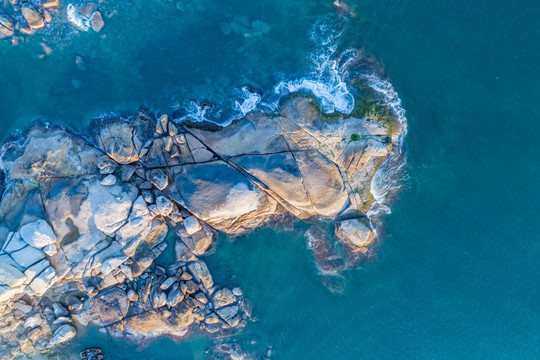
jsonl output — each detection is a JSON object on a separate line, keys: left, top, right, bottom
{"left": 14, "top": 302, "right": 33, "bottom": 314}
{"left": 183, "top": 216, "right": 202, "bottom": 235}
{"left": 11, "top": 246, "right": 46, "bottom": 268}
{"left": 24, "top": 313, "right": 43, "bottom": 329}
{"left": 216, "top": 305, "right": 239, "bottom": 325}
{"left": 66, "top": 296, "right": 83, "bottom": 311}
{"left": 96, "top": 121, "right": 139, "bottom": 164}
{"left": 115, "top": 196, "right": 168, "bottom": 258}
{"left": 52, "top": 316, "right": 72, "bottom": 325}
{"left": 152, "top": 290, "right": 167, "bottom": 308}
{"left": 74, "top": 287, "right": 129, "bottom": 327}
{"left": 52, "top": 303, "right": 68, "bottom": 317}
{"left": 49, "top": 324, "right": 76, "bottom": 347}
{"left": 147, "top": 168, "right": 168, "bottom": 190}
{"left": 2, "top": 232, "right": 26, "bottom": 253}
{"left": 213, "top": 288, "right": 237, "bottom": 308}
{"left": 127, "top": 288, "right": 138, "bottom": 302}
{"left": 0, "top": 262, "right": 26, "bottom": 287}
{"left": 97, "top": 156, "right": 117, "bottom": 174}
{"left": 187, "top": 261, "right": 213, "bottom": 289}
{"left": 150, "top": 196, "right": 173, "bottom": 216}
{"left": 232, "top": 287, "right": 243, "bottom": 296}
{"left": 0, "top": 126, "right": 100, "bottom": 181}
{"left": 43, "top": 243, "right": 58, "bottom": 256}
{"left": 141, "top": 190, "right": 154, "bottom": 204}
{"left": 121, "top": 164, "right": 137, "bottom": 182}
{"left": 87, "top": 179, "right": 138, "bottom": 236}
{"left": 19, "top": 220, "right": 57, "bottom": 249}
{"left": 175, "top": 240, "right": 196, "bottom": 262}
{"left": 100, "top": 174, "right": 117, "bottom": 186}
{"left": 28, "top": 266, "right": 56, "bottom": 295}
{"left": 24, "top": 259, "right": 50, "bottom": 284}
{"left": 166, "top": 286, "right": 184, "bottom": 307}
{"left": 100, "top": 255, "right": 129, "bottom": 276}
{"left": 159, "top": 276, "right": 176, "bottom": 290}
{"left": 165, "top": 161, "right": 278, "bottom": 234}
{"left": 335, "top": 218, "right": 374, "bottom": 248}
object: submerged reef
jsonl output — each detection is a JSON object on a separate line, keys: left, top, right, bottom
{"left": 0, "top": 55, "right": 405, "bottom": 359}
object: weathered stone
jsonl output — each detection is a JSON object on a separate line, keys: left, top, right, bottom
{"left": 74, "top": 287, "right": 129, "bottom": 326}
{"left": 127, "top": 288, "right": 139, "bottom": 302}
{"left": 19, "top": 220, "right": 57, "bottom": 249}
{"left": 28, "top": 266, "right": 56, "bottom": 295}
{"left": 0, "top": 263, "right": 25, "bottom": 288}
{"left": 216, "top": 305, "right": 238, "bottom": 325}
{"left": 165, "top": 161, "right": 278, "bottom": 234}
{"left": 2, "top": 232, "right": 26, "bottom": 253}
{"left": 91, "top": 11, "right": 104, "bottom": 32}
{"left": 147, "top": 168, "right": 168, "bottom": 190}
{"left": 335, "top": 218, "right": 374, "bottom": 248}
{"left": 187, "top": 261, "right": 213, "bottom": 289}
{"left": 150, "top": 196, "right": 173, "bottom": 216}
{"left": 14, "top": 302, "right": 33, "bottom": 314}
{"left": 213, "top": 288, "right": 237, "bottom": 308}
{"left": 21, "top": 3, "right": 45, "bottom": 30}
{"left": 24, "top": 313, "right": 43, "bottom": 329}
{"left": 100, "top": 174, "right": 117, "bottom": 186}
{"left": 49, "top": 324, "right": 76, "bottom": 347}
{"left": 97, "top": 156, "right": 117, "bottom": 174}
{"left": 96, "top": 121, "right": 139, "bottom": 164}
{"left": 53, "top": 302, "right": 68, "bottom": 317}
{"left": 0, "top": 15, "right": 14, "bottom": 39}
{"left": 159, "top": 276, "right": 176, "bottom": 291}
{"left": 183, "top": 216, "right": 202, "bottom": 235}
{"left": 232, "top": 287, "right": 243, "bottom": 297}
{"left": 66, "top": 296, "right": 83, "bottom": 311}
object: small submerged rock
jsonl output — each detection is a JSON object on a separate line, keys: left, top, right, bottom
{"left": 91, "top": 11, "right": 104, "bottom": 32}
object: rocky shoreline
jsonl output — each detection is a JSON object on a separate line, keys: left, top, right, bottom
{"left": 0, "top": 1, "right": 104, "bottom": 47}
{"left": 0, "top": 55, "right": 405, "bottom": 359}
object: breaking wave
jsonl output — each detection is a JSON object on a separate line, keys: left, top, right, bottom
{"left": 366, "top": 76, "right": 408, "bottom": 218}
{"left": 173, "top": 17, "right": 357, "bottom": 125}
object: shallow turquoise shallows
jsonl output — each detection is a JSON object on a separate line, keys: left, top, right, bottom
{"left": 1, "top": 0, "right": 540, "bottom": 359}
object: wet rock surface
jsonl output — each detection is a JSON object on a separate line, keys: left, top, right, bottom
{"left": 0, "top": 62, "right": 404, "bottom": 358}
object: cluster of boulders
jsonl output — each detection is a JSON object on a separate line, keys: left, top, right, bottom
{"left": 0, "top": 0, "right": 58, "bottom": 44}
{"left": 75, "top": 261, "right": 251, "bottom": 341}
{"left": 0, "top": 75, "right": 402, "bottom": 357}
{"left": 0, "top": 1, "right": 104, "bottom": 46}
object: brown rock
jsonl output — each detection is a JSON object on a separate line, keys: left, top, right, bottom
{"left": 91, "top": 11, "right": 104, "bottom": 33}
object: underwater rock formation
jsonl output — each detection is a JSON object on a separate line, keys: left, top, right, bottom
{"left": 0, "top": 55, "right": 405, "bottom": 359}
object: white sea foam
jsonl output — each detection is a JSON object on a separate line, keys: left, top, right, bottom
{"left": 363, "top": 74, "right": 409, "bottom": 214}
{"left": 234, "top": 87, "right": 262, "bottom": 116}
{"left": 175, "top": 17, "right": 358, "bottom": 126}
{"left": 273, "top": 18, "right": 355, "bottom": 114}
{"left": 177, "top": 101, "right": 211, "bottom": 123}
{"left": 67, "top": 4, "right": 91, "bottom": 31}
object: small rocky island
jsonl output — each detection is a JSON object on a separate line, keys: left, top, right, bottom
{"left": 0, "top": 56, "right": 405, "bottom": 359}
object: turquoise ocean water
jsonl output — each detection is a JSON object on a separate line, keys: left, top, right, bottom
{"left": 1, "top": 0, "right": 540, "bottom": 359}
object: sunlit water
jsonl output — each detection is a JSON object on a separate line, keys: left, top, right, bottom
{"left": 1, "top": 0, "right": 540, "bottom": 359}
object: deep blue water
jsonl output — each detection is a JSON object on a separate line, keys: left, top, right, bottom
{"left": 1, "top": 0, "right": 540, "bottom": 359}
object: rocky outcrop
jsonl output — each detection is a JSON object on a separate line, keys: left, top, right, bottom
{"left": 0, "top": 59, "right": 404, "bottom": 357}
